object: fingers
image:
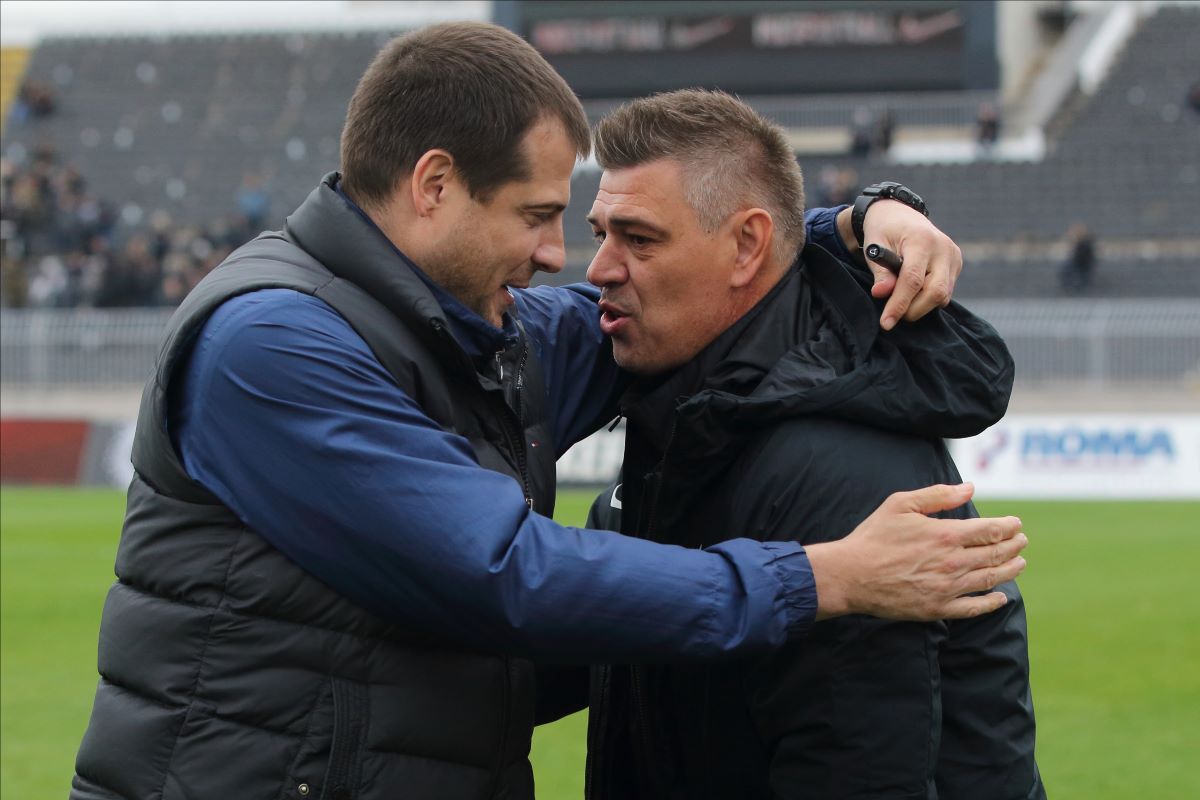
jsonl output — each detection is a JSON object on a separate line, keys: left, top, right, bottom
{"left": 945, "top": 245, "right": 963, "bottom": 302}
{"left": 975, "top": 531, "right": 1028, "bottom": 569}
{"left": 955, "top": 554, "right": 1027, "bottom": 596}
{"left": 952, "top": 514, "right": 1023, "bottom": 547}
{"left": 879, "top": 255, "right": 925, "bottom": 330}
{"left": 901, "top": 244, "right": 948, "bottom": 323}
{"left": 940, "top": 590, "right": 1009, "bottom": 620}
{"left": 899, "top": 234, "right": 962, "bottom": 322}
{"left": 863, "top": 202, "right": 962, "bottom": 328}
{"left": 891, "top": 482, "right": 974, "bottom": 515}
{"left": 866, "top": 261, "right": 898, "bottom": 300}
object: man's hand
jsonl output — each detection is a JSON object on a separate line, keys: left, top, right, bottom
{"left": 836, "top": 202, "right": 963, "bottom": 330}
{"left": 806, "top": 483, "right": 1026, "bottom": 621}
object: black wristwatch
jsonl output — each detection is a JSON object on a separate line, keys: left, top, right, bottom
{"left": 851, "top": 182, "right": 928, "bottom": 249}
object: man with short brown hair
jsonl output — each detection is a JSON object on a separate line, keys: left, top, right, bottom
{"left": 584, "top": 89, "right": 1043, "bottom": 800}
{"left": 72, "top": 24, "right": 1025, "bottom": 800}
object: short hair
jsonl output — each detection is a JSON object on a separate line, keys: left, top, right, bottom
{"left": 593, "top": 89, "right": 806, "bottom": 264}
{"left": 340, "top": 22, "right": 591, "bottom": 207}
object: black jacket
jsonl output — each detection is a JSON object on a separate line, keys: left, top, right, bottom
{"left": 585, "top": 245, "right": 1043, "bottom": 799}
{"left": 72, "top": 174, "right": 556, "bottom": 800}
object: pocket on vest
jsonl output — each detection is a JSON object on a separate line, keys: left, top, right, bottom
{"left": 283, "top": 677, "right": 368, "bottom": 800}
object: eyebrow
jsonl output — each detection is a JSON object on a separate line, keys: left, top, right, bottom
{"left": 586, "top": 213, "right": 668, "bottom": 238}
{"left": 521, "top": 202, "right": 567, "bottom": 214}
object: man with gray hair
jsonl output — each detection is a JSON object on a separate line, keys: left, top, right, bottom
{"left": 72, "top": 23, "right": 1028, "bottom": 800}
{"left": 584, "top": 90, "right": 1043, "bottom": 799}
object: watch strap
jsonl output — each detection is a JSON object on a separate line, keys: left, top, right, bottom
{"left": 851, "top": 181, "right": 928, "bottom": 249}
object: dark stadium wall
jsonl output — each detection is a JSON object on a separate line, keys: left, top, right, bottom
{"left": 504, "top": 0, "right": 1000, "bottom": 97}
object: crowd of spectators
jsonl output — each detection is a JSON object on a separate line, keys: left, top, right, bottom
{"left": 0, "top": 147, "right": 267, "bottom": 309}
{"left": 7, "top": 80, "right": 57, "bottom": 125}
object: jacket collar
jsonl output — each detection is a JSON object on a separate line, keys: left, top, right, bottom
{"left": 285, "top": 172, "right": 515, "bottom": 360}
{"left": 621, "top": 241, "right": 888, "bottom": 453}
{"left": 621, "top": 259, "right": 805, "bottom": 452}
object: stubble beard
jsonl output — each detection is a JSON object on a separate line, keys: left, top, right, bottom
{"left": 423, "top": 234, "right": 502, "bottom": 327}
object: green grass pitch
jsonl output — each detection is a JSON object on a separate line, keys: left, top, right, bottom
{"left": 3, "top": 487, "right": 1198, "bottom": 798}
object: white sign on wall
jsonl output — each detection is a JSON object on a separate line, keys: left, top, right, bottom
{"left": 93, "top": 413, "right": 1199, "bottom": 499}
{"left": 556, "top": 425, "right": 626, "bottom": 485}
{"left": 559, "top": 414, "right": 1200, "bottom": 499}
{"left": 947, "top": 414, "right": 1200, "bottom": 500}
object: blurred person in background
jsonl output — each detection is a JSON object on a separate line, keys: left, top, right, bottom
{"left": 8, "top": 79, "right": 57, "bottom": 124}
{"left": 71, "top": 22, "right": 1026, "bottom": 800}
{"left": 976, "top": 101, "right": 1001, "bottom": 154}
{"left": 236, "top": 169, "right": 271, "bottom": 234}
{"left": 582, "top": 90, "right": 1042, "bottom": 800}
{"left": 815, "top": 164, "right": 857, "bottom": 207}
{"left": 849, "top": 105, "right": 873, "bottom": 157}
{"left": 872, "top": 107, "right": 896, "bottom": 155}
{"left": 1060, "top": 222, "right": 1096, "bottom": 294}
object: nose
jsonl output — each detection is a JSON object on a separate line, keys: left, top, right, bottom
{"left": 586, "top": 236, "right": 626, "bottom": 288}
{"left": 532, "top": 222, "right": 565, "bottom": 274}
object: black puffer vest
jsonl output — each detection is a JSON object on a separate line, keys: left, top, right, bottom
{"left": 71, "top": 174, "right": 557, "bottom": 800}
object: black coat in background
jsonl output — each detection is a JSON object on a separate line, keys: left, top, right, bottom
{"left": 585, "top": 243, "right": 1045, "bottom": 800}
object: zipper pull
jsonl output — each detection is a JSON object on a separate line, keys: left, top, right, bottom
{"left": 494, "top": 351, "right": 504, "bottom": 381}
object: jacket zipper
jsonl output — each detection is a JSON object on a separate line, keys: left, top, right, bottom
{"left": 584, "top": 664, "right": 611, "bottom": 799}
{"left": 643, "top": 414, "right": 678, "bottom": 542}
{"left": 628, "top": 413, "right": 679, "bottom": 795}
{"left": 629, "top": 666, "right": 662, "bottom": 795}
{"left": 495, "top": 342, "right": 533, "bottom": 509}
{"left": 513, "top": 337, "right": 529, "bottom": 427}
{"left": 489, "top": 339, "right": 532, "bottom": 798}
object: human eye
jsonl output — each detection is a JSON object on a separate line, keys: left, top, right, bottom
{"left": 525, "top": 209, "right": 557, "bottom": 228}
{"left": 591, "top": 229, "right": 606, "bottom": 245}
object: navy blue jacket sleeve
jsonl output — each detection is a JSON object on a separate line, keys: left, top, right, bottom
{"left": 511, "top": 206, "right": 851, "bottom": 449}
{"left": 513, "top": 283, "right": 622, "bottom": 453}
{"left": 169, "top": 289, "right": 817, "bottom": 664}
{"left": 805, "top": 205, "right": 852, "bottom": 261}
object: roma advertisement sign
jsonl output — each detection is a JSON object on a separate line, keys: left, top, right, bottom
{"left": 947, "top": 414, "right": 1200, "bottom": 499}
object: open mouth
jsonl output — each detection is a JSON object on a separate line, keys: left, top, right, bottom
{"left": 598, "top": 300, "right": 630, "bottom": 335}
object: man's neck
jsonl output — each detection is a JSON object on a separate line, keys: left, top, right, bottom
{"left": 723, "top": 255, "right": 791, "bottom": 334}
{"left": 636, "top": 258, "right": 797, "bottom": 390}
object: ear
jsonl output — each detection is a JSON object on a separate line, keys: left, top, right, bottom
{"left": 409, "top": 149, "right": 457, "bottom": 218}
{"left": 728, "top": 208, "right": 774, "bottom": 289}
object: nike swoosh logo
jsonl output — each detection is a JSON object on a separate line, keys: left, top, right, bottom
{"left": 898, "top": 11, "right": 962, "bottom": 44}
{"left": 610, "top": 484, "right": 623, "bottom": 510}
{"left": 668, "top": 17, "right": 736, "bottom": 50}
